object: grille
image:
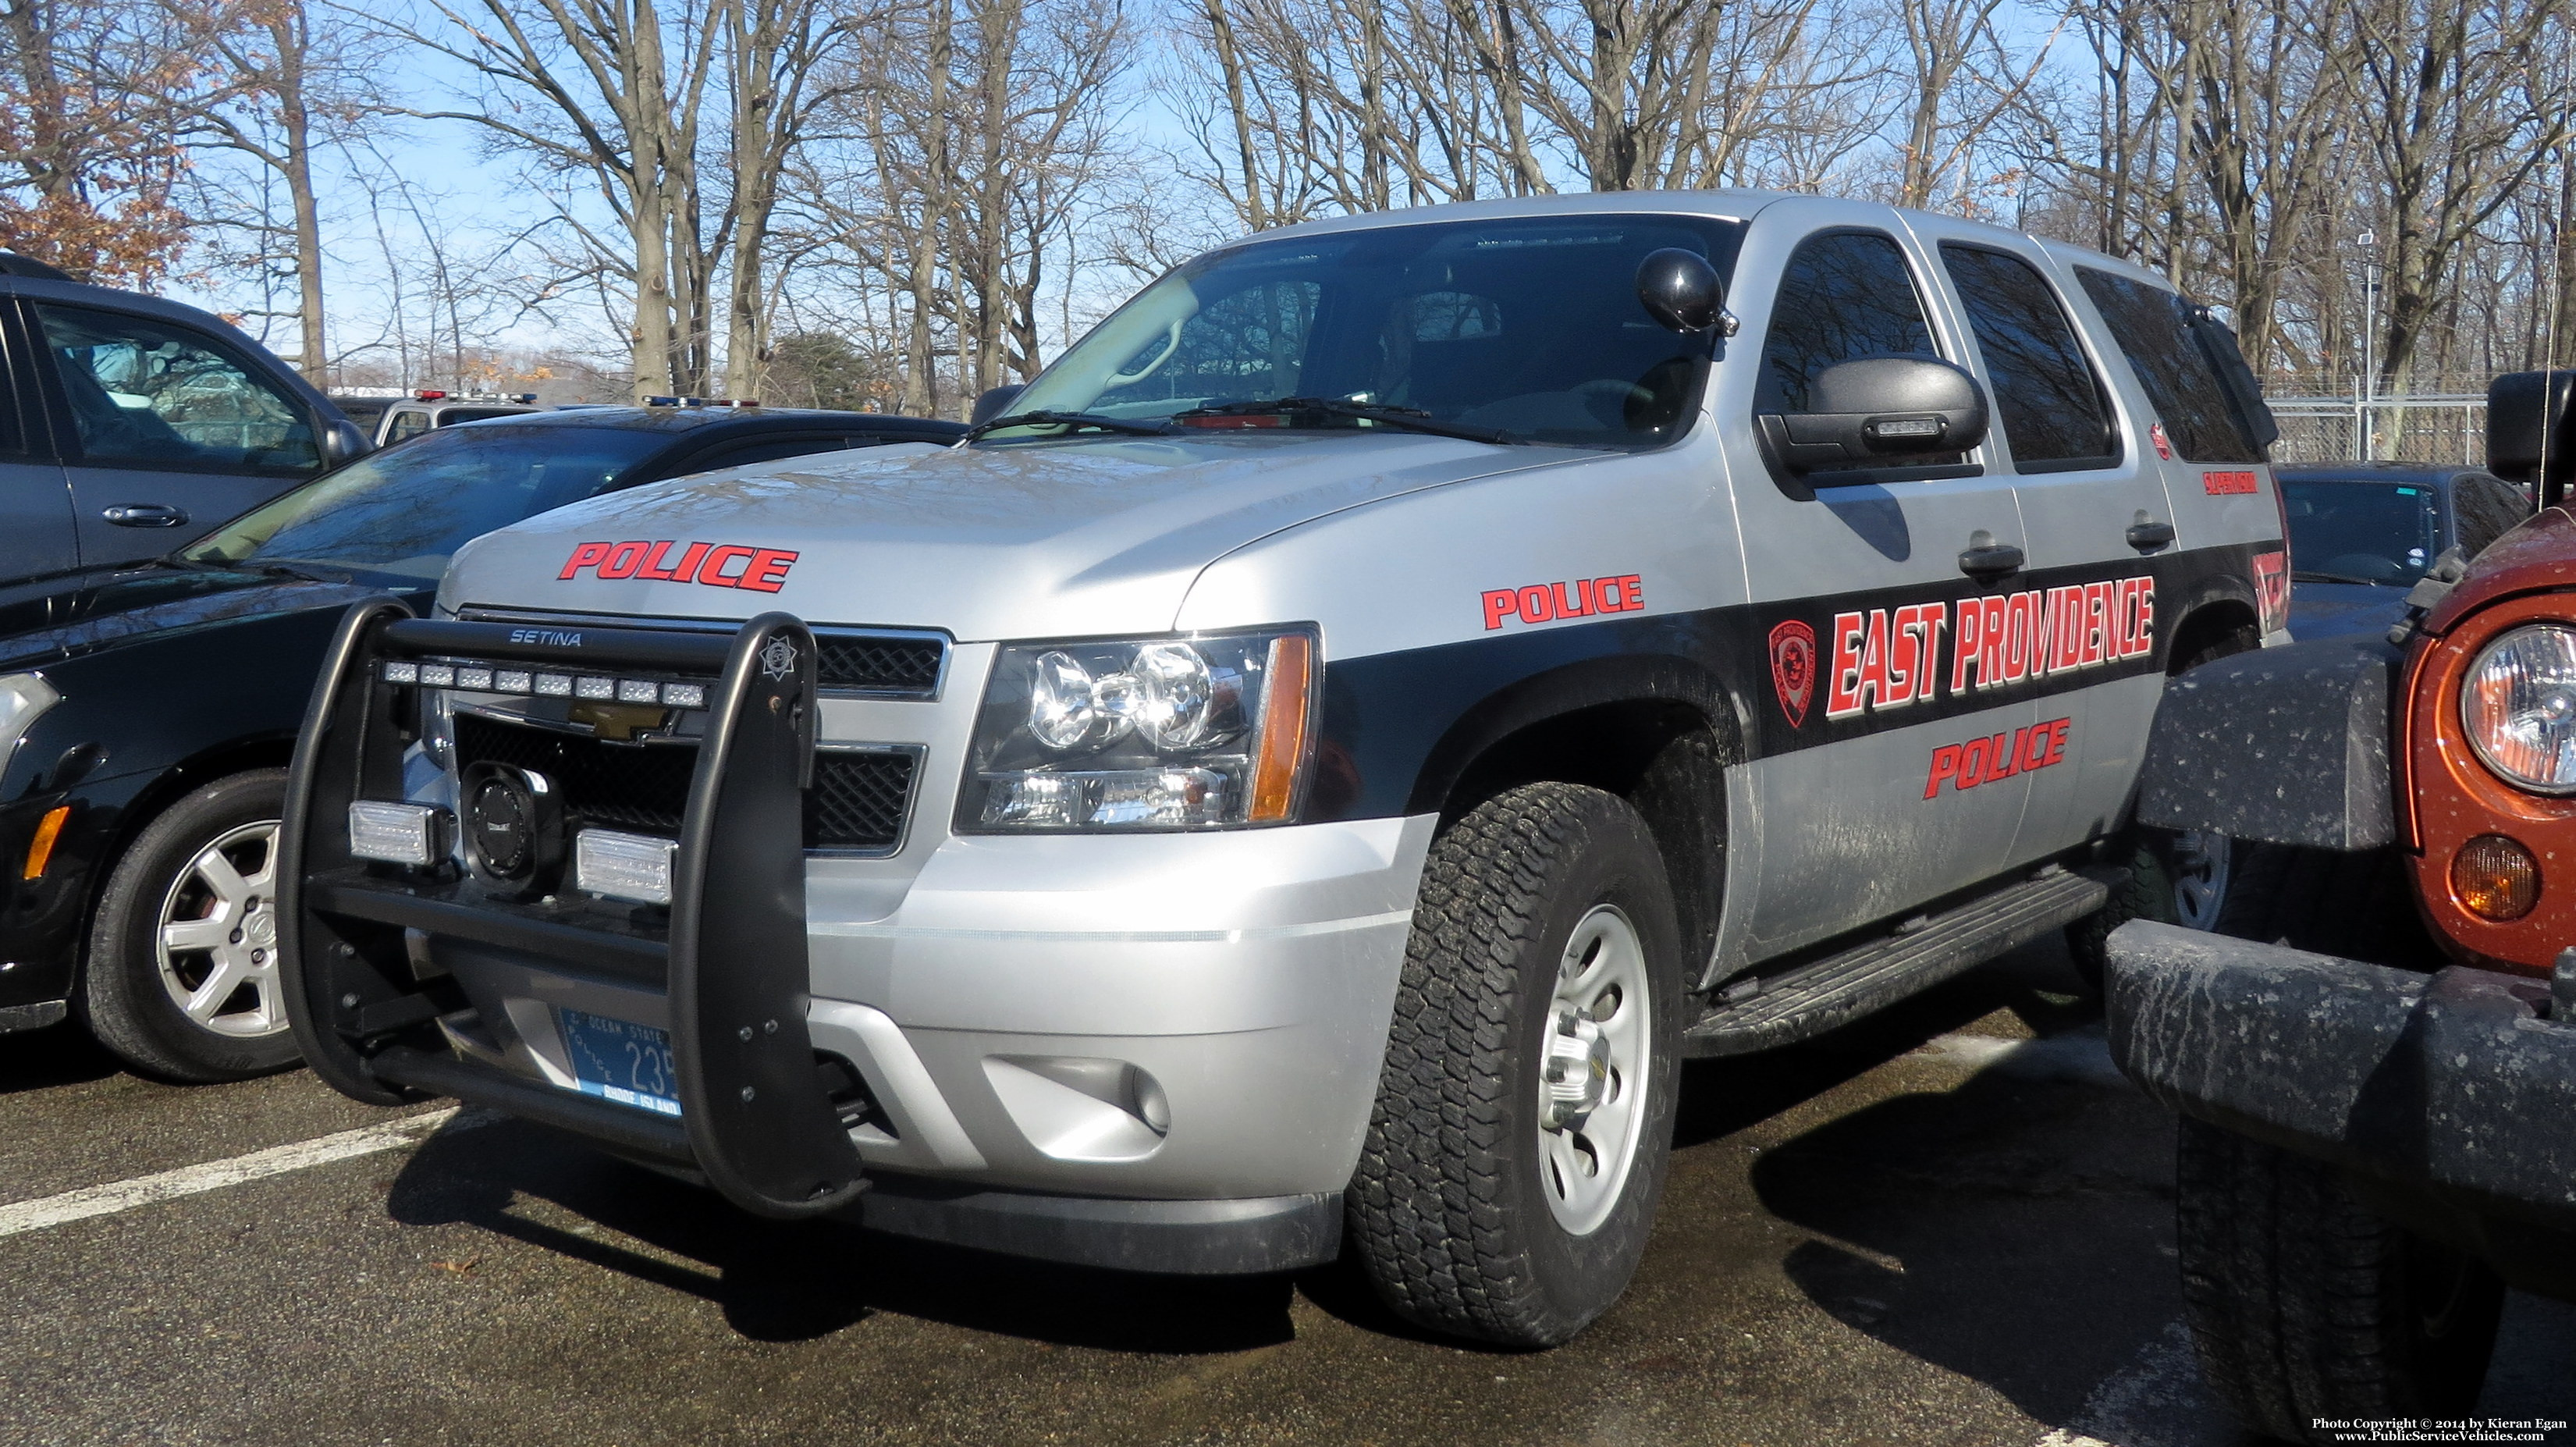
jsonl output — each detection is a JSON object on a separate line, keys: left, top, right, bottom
{"left": 816, "top": 635, "right": 943, "bottom": 695}
{"left": 808, "top": 751, "right": 916, "bottom": 851}
{"left": 452, "top": 713, "right": 915, "bottom": 854}
{"left": 455, "top": 713, "right": 694, "bottom": 834}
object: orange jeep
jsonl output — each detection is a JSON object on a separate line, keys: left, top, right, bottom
{"left": 2109, "top": 369, "right": 2576, "bottom": 1442}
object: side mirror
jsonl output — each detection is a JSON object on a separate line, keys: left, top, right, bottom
{"left": 2487, "top": 370, "right": 2576, "bottom": 505}
{"left": 970, "top": 384, "right": 1026, "bottom": 426}
{"left": 1636, "top": 249, "right": 1723, "bottom": 333}
{"left": 321, "top": 418, "right": 370, "bottom": 465}
{"left": 1760, "top": 356, "right": 1988, "bottom": 474}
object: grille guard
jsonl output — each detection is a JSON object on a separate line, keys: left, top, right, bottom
{"left": 278, "top": 601, "right": 867, "bottom": 1218}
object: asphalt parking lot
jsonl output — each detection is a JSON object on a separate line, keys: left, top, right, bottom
{"left": 3, "top": 937, "right": 2569, "bottom": 1447}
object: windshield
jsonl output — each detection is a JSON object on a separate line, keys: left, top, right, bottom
{"left": 2283, "top": 479, "right": 2442, "bottom": 585}
{"left": 183, "top": 422, "right": 666, "bottom": 583}
{"left": 1003, "top": 214, "right": 1743, "bottom": 449}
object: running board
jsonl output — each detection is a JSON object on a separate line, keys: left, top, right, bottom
{"left": 1682, "top": 866, "right": 2118, "bottom": 1058}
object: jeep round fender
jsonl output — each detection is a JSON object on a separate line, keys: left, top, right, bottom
{"left": 2135, "top": 634, "right": 2401, "bottom": 851}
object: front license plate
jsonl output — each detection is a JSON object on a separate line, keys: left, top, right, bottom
{"left": 556, "top": 1008, "right": 682, "bottom": 1117}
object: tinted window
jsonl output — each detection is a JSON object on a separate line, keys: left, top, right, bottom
{"left": 439, "top": 407, "right": 525, "bottom": 426}
{"left": 2452, "top": 473, "right": 2532, "bottom": 559}
{"left": 384, "top": 411, "right": 431, "bottom": 443}
{"left": 2283, "top": 480, "right": 2439, "bottom": 585}
{"left": 37, "top": 305, "right": 320, "bottom": 475}
{"left": 1008, "top": 215, "right": 1743, "bottom": 449}
{"left": 1941, "top": 245, "right": 2115, "bottom": 468}
{"left": 183, "top": 422, "right": 666, "bottom": 585}
{"left": 2075, "top": 269, "right": 2258, "bottom": 461}
{"left": 1758, "top": 231, "right": 1942, "bottom": 414}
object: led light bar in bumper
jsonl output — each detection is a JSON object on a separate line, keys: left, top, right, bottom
{"left": 382, "top": 657, "right": 706, "bottom": 709}
{"left": 575, "top": 828, "right": 677, "bottom": 905}
{"left": 347, "top": 801, "right": 450, "bottom": 866}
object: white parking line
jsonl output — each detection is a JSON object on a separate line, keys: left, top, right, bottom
{"left": 0, "top": 1106, "right": 492, "bottom": 1240}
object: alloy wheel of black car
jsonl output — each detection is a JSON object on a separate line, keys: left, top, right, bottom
{"left": 78, "top": 769, "right": 300, "bottom": 1082}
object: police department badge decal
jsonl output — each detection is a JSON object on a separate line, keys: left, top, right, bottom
{"left": 759, "top": 636, "right": 798, "bottom": 682}
{"left": 1768, "top": 620, "right": 1816, "bottom": 727}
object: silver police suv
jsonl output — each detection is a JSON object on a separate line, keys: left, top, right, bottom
{"left": 278, "top": 191, "right": 2286, "bottom": 1346}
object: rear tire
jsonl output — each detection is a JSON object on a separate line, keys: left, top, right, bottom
{"left": 76, "top": 769, "right": 298, "bottom": 1083}
{"left": 2176, "top": 1116, "right": 2503, "bottom": 1441}
{"left": 2065, "top": 623, "right": 2262, "bottom": 987}
{"left": 1348, "top": 782, "right": 1684, "bottom": 1347}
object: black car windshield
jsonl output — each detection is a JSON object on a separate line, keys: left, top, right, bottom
{"left": 182, "top": 422, "right": 667, "bottom": 583}
{"left": 999, "top": 214, "right": 1743, "bottom": 450}
{"left": 2283, "top": 479, "right": 2442, "bottom": 585}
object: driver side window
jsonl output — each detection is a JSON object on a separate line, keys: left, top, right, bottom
{"left": 1757, "top": 231, "right": 1942, "bottom": 413}
{"left": 35, "top": 304, "right": 320, "bottom": 475}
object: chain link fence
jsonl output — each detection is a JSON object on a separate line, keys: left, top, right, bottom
{"left": 2263, "top": 382, "right": 2491, "bottom": 467}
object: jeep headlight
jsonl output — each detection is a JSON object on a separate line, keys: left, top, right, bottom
{"left": 2462, "top": 624, "right": 2576, "bottom": 793}
{"left": 961, "top": 628, "right": 1317, "bottom": 830}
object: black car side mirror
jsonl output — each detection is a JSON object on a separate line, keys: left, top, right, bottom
{"left": 2487, "top": 369, "right": 2576, "bottom": 507}
{"left": 321, "top": 417, "right": 370, "bottom": 465}
{"left": 1760, "top": 356, "right": 1989, "bottom": 474}
{"left": 971, "top": 384, "right": 1026, "bottom": 427}
{"left": 1636, "top": 249, "right": 1723, "bottom": 333}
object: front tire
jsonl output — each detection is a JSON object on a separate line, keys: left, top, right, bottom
{"left": 2176, "top": 1116, "right": 2503, "bottom": 1440}
{"left": 77, "top": 769, "right": 299, "bottom": 1082}
{"left": 1348, "top": 783, "right": 1684, "bottom": 1347}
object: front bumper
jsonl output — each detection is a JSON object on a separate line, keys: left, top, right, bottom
{"left": 282, "top": 605, "right": 1430, "bottom": 1273}
{"left": 2107, "top": 919, "right": 2576, "bottom": 1291}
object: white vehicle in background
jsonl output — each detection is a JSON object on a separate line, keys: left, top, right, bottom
{"left": 279, "top": 190, "right": 2284, "bottom": 1346}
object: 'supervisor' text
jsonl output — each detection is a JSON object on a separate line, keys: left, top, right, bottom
{"left": 1825, "top": 576, "right": 2154, "bottom": 721}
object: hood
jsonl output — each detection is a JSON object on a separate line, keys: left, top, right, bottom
{"left": 0, "top": 564, "right": 394, "bottom": 670}
{"left": 2423, "top": 503, "right": 2576, "bottom": 636}
{"left": 439, "top": 432, "right": 1579, "bottom": 639}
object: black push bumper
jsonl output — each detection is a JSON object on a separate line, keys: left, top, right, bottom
{"left": 279, "top": 603, "right": 865, "bottom": 1220}
{"left": 2107, "top": 920, "right": 2576, "bottom": 1291}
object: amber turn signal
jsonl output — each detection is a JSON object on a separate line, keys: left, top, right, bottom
{"left": 2453, "top": 834, "right": 2542, "bottom": 921}
{"left": 20, "top": 804, "right": 66, "bottom": 881}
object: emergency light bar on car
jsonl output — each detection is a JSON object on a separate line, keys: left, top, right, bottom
{"left": 378, "top": 658, "right": 707, "bottom": 709}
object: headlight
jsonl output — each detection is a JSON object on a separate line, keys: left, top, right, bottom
{"left": 960, "top": 628, "right": 1317, "bottom": 830}
{"left": 2461, "top": 624, "right": 2576, "bottom": 793}
{"left": 0, "top": 673, "right": 61, "bottom": 774}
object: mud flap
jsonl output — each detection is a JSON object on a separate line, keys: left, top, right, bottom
{"left": 277, "top": 603, "right": 865, "bottom": 1218}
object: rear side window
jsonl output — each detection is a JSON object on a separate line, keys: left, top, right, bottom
{"left": 2452, "top": 473, "right": 2533, "bottom": 559}
{"left": 1758, "top": 230, "right": 1942, "bottom": 413}
{"left": 2075, "top": 268, "right": 2259, "bottom": 462}
{"left": 385, "top": 411, "right": 431, "bottom": 443}
{"left": 1940, "top": 245, "right": 2115, "bottom": 471}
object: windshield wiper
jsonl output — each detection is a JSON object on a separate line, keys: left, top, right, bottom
{"left": 1175, "top": 396, "right": 1518, "bottom": 446}
{"left": 2292, "top": 569, "right": 2397, "bottom": 586}
{"left": 964, "top": 410, "right": 1180, "bottom": 442}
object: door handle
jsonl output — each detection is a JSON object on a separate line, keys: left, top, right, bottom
{"left": 1957, "top": 542, "right": 2026, "bottom": 581}
{"left": 101, "top": 503, "right": 189, "bottom": 528}
{"left": 2126, "top": 519, "right": 2176, "bottom": 552}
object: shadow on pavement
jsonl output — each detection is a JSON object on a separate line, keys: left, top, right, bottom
{"left": 1746, "top": 1012, "right": 2185, "bottom": 1431}
{"left": 0, "top": 1019, "right": 122, "bottom": 1096}
{"left": 386, "top": 1116, "right": 1298, "bottom": 1353}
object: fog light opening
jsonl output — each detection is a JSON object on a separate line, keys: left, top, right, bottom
{"left": 2453, "top": 834, "right": 2542, "bottom": 921}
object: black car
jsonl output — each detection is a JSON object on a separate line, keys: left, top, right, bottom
{"left": 0, "top": 251, "right": 367, "bottom": 579}
{"left": 0, "top": 404, "right": 961, "bottom": 1077}
{"left": 2278, "top": 461, "right": 2532, "bottom": 642}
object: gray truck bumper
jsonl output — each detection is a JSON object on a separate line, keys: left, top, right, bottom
{"left": 2106, "top": 919, "right": 2576, "bottom": 1292}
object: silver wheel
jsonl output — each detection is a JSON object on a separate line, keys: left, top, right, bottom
{"left": 1535, "top": 904, "right": 1652, "bottom": 1236}
{"left": 152, "top": 819, "right": 285, "bottom": 1038}
{"left": 2171, "top": 829, "right": 2232, "bottom": 931}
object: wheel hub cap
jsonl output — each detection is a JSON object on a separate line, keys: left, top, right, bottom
{"left": 1542, "top": 1008, "right": 1611, "bottom": 1128}
{"left": 1534, "top": 904, "right": 1652, "bottom": 1237}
